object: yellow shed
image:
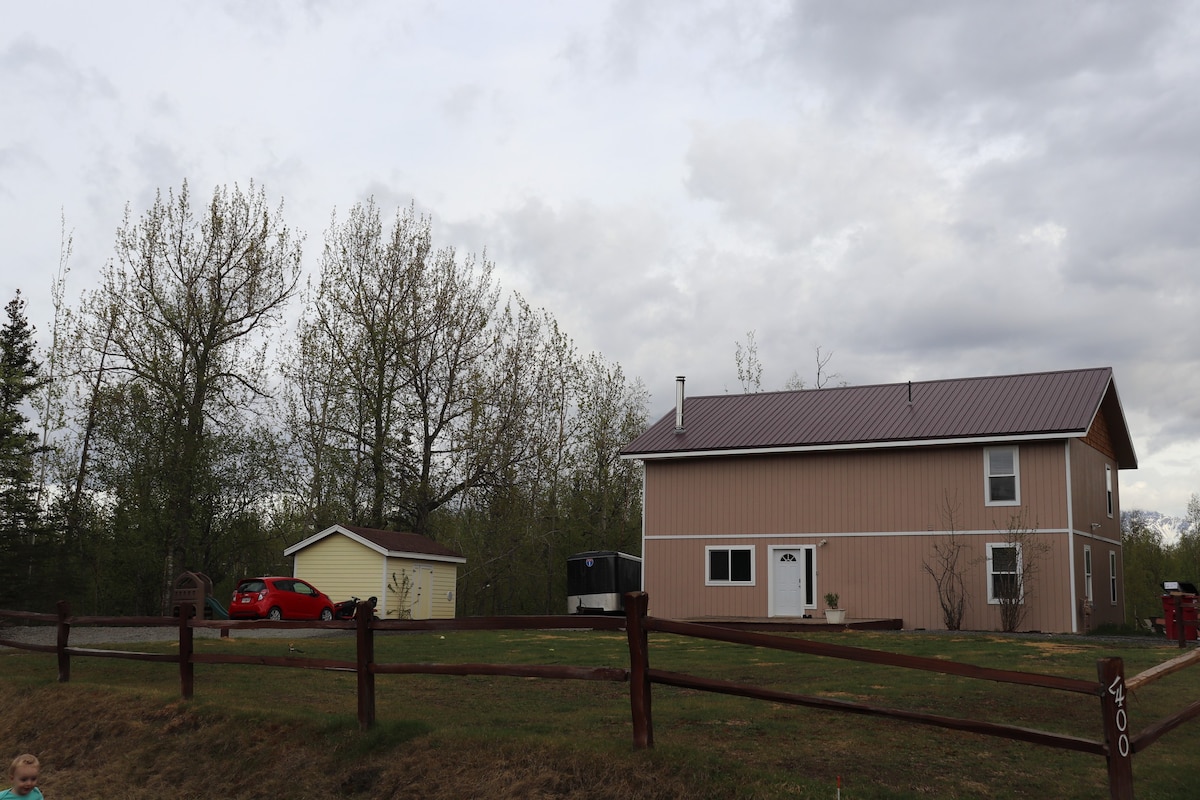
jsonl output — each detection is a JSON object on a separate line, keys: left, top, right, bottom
{"left": 283, "top": 524, "right": 466, "bottom": 620}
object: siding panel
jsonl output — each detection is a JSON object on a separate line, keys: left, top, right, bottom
{"left": 645, "top": 442, "right": 1067, "bottom": 535}
{"left": 382, "top": 559, "right": 460, "bottom": 620}
{"left": 644, "top": 441, "right": 1082, "bottom": 631}
{"left": 294, "top": 535, "right": 385, "bottom": 611}
{"left": 646, "top": 532, "right": 1073, "bottom": 631}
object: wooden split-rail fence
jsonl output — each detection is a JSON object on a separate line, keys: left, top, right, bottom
{"left": 2, "top": 592, "right": 1199, "bottom": 800}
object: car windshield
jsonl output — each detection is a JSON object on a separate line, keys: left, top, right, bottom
{"left": 237, "top": 580, "right": 265, "bottom": 593}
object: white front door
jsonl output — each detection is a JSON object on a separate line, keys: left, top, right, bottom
{"left": 772, "top": 549, "right": 805, "bottom": 617}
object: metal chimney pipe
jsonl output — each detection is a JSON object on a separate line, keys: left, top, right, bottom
{"left": 675, "top": 376, "right": 686, "bottom": 432}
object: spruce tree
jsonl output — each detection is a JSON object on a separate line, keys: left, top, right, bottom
{"left": 0, "top": 291, "right": 43, "bottom": 605}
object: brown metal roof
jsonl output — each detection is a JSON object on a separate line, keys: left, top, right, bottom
{"left": 339, "top": 525, "right": 465, "bottom": 559}
{"left": 621, "top": 367, "right": 1137, "bottom": 468}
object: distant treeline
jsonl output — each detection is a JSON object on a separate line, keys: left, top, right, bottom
{"left": 1123, "top": 504, "right": 1200, "bottom": 627}
{"left": 0, "top": 181, "right": 647, "bottom": 616}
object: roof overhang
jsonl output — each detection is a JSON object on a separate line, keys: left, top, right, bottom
{"left": 1092, "top": 376, "right": 1138, "bottom": 469}
{"left": 283, "top": 524, "right": 467, "bottom": 564}
{"left": 622, "top": 430, "right": 1091, "bottom": 462}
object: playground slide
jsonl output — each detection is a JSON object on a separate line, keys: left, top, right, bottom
{"left": 205, "top": 595, "right": 230, "bottom": 620}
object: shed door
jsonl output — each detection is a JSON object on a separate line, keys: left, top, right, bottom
{"left": 411, "top": 565, "right": 433, "bottom": 620}
{"left": 772, "top": 549, "right": 805, "bottom": 617}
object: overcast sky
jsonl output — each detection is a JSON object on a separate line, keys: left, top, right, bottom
{"left": 4, "top": 1, "right": 1199, "bottom": 520}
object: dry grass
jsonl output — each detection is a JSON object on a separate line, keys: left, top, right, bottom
{"left": 1, "top": 628, "right": 1198, "bottom": 799}
{"left": 0, "top": 682, "right": 705, "bottom": 799}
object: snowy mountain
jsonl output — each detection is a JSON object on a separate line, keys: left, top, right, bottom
{"left": 1122, "top": 509, "right": 1191, "bottom": 544}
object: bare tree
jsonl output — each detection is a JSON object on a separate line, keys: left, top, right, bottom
{"left": 785, "top": 345, "right": 842, "bottom": 390}
{"left": 735, "top": 333, "right": 845, "bottom": 393}
{"left": 734, "top": 330, "right": 762, "bottom": 393}
{"left": 33, "top": 215, "right": 73, "bottom": 514}
{"left": 922, "top": 492, "right": 970, "bottom": 630}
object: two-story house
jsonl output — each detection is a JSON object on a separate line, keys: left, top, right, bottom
{"left": 620, "top": 367, "right": 1136, "bottom": 633}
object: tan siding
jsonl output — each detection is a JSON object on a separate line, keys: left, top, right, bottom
{"left": 643, "top": 440, "right": 1085, "bottom": 631}
{"left": 293, "top": 535, "right": 385, "bottom": 608}
{"left": 1070, "top": 439, "right": 1120, "bottom": 536}
{"left": 645, "top": 441, "right": 1067, "bottom": 536}
{"left": 1068, "top": 438, "right": 1125, "bottom": 628}
{"left": 646, "top": 531, "right": 1074, "bottom": 631}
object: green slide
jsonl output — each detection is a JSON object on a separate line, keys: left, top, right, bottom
{"left": 205, "top": 595, "right": 230, "bottom": 620}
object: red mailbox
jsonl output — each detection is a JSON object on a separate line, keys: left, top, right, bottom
{"left": 1161, "top": 581, "right": 1199, "bottom": 642}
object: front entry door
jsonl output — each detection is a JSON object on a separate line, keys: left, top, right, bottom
{"left": 772, "top": 549, "right": 805, "bottom": 617}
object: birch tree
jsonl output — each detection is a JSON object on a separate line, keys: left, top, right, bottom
{"left": 74, "top": 181, "right": 301, "bottom": 605}
{"left": 286, "top": 200, "right": 553, "bottom": 539}
{"left": 281, "top": 200, "right": 428, "bottom": 530}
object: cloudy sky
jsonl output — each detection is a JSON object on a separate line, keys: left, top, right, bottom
{"left": 4, "top": 2, "right": 1199, "bottom": 520}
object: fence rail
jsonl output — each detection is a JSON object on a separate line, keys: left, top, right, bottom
{"left": 2, "top": 594, "right": 1198, "bottom": 799}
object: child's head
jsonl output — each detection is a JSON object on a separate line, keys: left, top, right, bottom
{"left": 8, "top": 754, "right": 39, "bottom": 797}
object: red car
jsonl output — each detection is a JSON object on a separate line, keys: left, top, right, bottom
{"left": 229, "top": 577, "right": 335, "bottom": 621}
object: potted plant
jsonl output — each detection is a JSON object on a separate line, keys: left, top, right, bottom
{"left": 824, "top": 592, "right": 846, "bottom": 624}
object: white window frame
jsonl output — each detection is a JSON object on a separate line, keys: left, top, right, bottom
{"left": 1109, "top": 551, "right": 1118, "bottom": 605}
{"left": 986, "top": 542, "right": 1023, "bottom": 604}
{"left": 984, "top": 446, "right": 1020, "bottom": 507}
{"left": 705, "top": 545, "right": 756, "bottom": 586}
{"left": 1083, "top": 545, "right": 1093, "bottom": 603}
{"left": 1105, "top": 464, "right": 1114, "bottom": 518}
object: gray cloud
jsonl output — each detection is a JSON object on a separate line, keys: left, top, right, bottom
{"left": 2, "top": 1, "right": 1198, "bottom": 516}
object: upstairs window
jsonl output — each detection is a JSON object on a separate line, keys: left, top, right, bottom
{"left": 1105, "top": 464, "right": 1114, "bottom": 518}
{"left": 985, "top": 446, "right": 1020, "bottom": 506}
{"left": 706, "top": 546, "right": 754, "bottom": 585}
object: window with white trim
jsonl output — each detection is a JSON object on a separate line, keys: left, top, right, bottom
{"left": 706, "top": 546, "right": 755, "bottom": 585}
{"left": 986, "top": 543, "right": 1022, "bottom": 604}
{"left": 985, "top": 446, "right": 1020, "bottom": 506}
{"left": 1083, "top": 545, "right": 1093, "bottom": 602}
{"left": 1105, "top": 464, "right": 1114, "bottom": 518}
{"left": 1109, "top": 551, "right": 1118, "bottom": 605}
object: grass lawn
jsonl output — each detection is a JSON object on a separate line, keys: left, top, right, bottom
{"left": 1, "top": 627, "right": 1197, "bottom": 798}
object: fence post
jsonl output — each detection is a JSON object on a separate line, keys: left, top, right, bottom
{"left": 356, "top": 599, "right": 376, "bottom": 731}
{"left": 179, "top": 602, "right": 195, "bottom": 700}
{"left": 624, "top": 591, "right": 654, "bottom": 749}
{"left": 1097, "top": 657, "right": 1133, "bottom": 800}
{"left": 55, "top": 601, "right": 70, "bottom": 683}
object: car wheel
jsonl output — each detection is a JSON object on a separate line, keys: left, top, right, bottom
{"left": 320, "top": 607, "right": 333, "bottom": 621}
{"left": 267, "top": 607, "right": 283, "bottom": 621}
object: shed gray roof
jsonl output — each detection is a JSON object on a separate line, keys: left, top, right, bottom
{"left": 621, "top": 367, "right": 1136, "bottom": 468}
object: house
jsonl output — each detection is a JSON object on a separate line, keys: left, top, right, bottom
{"left": 619, "top": 368, "right": 1137, "bottom": 633}
{"left": 283, "top": 524, "right": 466, "bottom": 620}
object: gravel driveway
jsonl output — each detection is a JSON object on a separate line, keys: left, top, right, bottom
{"left": 0, "top": 623, "right": 353, "bottom": 649}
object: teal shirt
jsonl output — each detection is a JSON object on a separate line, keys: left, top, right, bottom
{"left": 0, "top": 789, "right": 44, "bottom": 799}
